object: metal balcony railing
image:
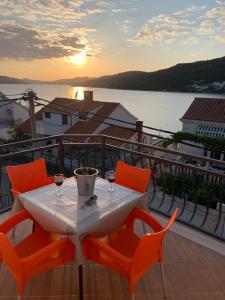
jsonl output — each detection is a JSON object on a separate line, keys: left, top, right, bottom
{"left": 0, "top": 134, "right": 225, "bottom": 241}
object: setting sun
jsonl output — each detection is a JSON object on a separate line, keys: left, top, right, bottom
{"left": 70, "top": 52, "right": 86, "bottom": 66}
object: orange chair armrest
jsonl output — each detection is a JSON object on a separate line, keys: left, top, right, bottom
{"left": 0, "top": 210, "right": 33, "bottom": 234}
{"left": 124, "top": 208, "right": 164, "bottom": 232}
{"left": 47, "top": 176, "right": 55, "bottom": 184}
{"left": 21, "top": 238, "right": 73, "bottom": 271}
{"left": 11, "top": 189, "right": 21, "bottom": 199}
{"left": 83, "top": 237, "right": 132, "bottom": 265}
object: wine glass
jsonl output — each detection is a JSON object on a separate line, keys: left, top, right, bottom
{"left": 106, "top": 171, "right": 115, "bottom": 192}
{"left": 54, "top": 174, "right": 64, "bottom": 197}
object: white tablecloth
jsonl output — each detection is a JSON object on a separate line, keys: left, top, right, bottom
{"left": 15, "top": 177, "right": 144, "bottom": 264}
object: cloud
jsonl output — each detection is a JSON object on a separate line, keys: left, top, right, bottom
{"left": 215, "top": 31, "right": 225, "bottom": 43}
{"left": 112, "top": 8, "right": 125, "bottom": 13}
{"left": 181, "top": 37, "right": 199, "bottom": 45}
{"left": 87, "top": 8, "right": 103, "bottom": 14}
{"left": 119, "top": 20, "right": 131, "bottom": 33}
{"left": 0, "top": 0, "right": 103, "bottom": 60}
{"left": 131, "top": 14, "right": 194, "bottom": 44}
{"left": 0, "top": 23, "right": 93, "bottom": 60}
{"left": 216, "top": 0, "right": 225, "bottom": 5}
{"left": 131, "top": 4, "right": 225, "bottom": 45}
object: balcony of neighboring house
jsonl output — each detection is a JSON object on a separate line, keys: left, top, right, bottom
{"left": 0, "top": 134, "right": 225, "bottom": 299}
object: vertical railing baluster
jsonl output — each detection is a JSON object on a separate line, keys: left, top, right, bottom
{"left": 78, "top": 148, "right": 81, "bottom": 167}
{"left": 102, "top": 136, "right": 106, "bottom": 178}
{"left": 214, "top": 178, "right": 224, "bottom": 235}
{"left": 59, "top": 135, "right": 64, "bottom": 174}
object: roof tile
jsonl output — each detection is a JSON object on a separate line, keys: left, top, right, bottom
{"left": 181, "top": 97, "right": 225, "bottom": 123}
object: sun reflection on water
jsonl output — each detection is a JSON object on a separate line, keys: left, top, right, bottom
{"left": 73, "top": 87, "right": 84, "bottom": 100}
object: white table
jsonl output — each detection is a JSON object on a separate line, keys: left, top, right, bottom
{"left": 15, "top": 177, "right": 144, "bottom": 299}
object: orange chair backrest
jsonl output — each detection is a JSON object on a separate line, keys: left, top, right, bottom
{"left": 0, "top": 233, "right": 22, "bottom": 280}
{"left": 114, "top": 160, "right": 152, "bottom": 193}
{"left": 132, "top": 208, "right": 179, "bottom": 276}
{"left": 6, "top": 158, "right": 49, "bottom": 193}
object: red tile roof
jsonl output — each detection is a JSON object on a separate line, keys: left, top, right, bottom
{"left": 43, "top": 98, "right": 119, "bottom": 115}
{"left": 64, "top": 99, "right": 120, "bottom": 135}
{"left": 20, "top": 98, "right": 133, "bottom": 140}
{"left": 181, "top": 97, "right": 225, "bottom": 123}
{"left": 87, "top": 126, "right": 136, "bottom": 146}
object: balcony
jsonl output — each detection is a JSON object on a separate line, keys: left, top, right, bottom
{"left": 0, "top": 134, "right": 225, "bottom": 299}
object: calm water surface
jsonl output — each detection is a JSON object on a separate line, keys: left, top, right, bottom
{"left": 1, "top": 84, "right": 224, "bottom": 132}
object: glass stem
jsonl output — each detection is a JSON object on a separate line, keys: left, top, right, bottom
{"left": 110, "top": 183, "right": 112, "bottom": 190}
{"left": 58, "top": 186, "right": 60, "bottom": 195}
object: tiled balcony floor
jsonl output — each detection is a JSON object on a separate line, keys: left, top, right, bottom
{"left": 0, "top": 212, "right": 225, "bottom": 299}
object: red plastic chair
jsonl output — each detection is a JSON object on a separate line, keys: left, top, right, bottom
{"left": 0, "top": 210, "right": 75, "bottom": 299}
{"left": 6, "top": 157, "right": 54, "bottom": 199}
{"left": 114, "top": 160, "right": 152, "bottom": 193}
{"left": 83, "top": 208, "right": 179, "bottom": 299}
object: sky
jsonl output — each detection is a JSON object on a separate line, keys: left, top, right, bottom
{"left": 0, "top": 0, "right": 225, "bottom": 80}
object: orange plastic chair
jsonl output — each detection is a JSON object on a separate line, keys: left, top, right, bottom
{"left": 114, "top": 160, "right": 152, "bottom": 193}
{"left": 83, "top": 208, "right": 179, "bottom": 299}
{"left": 0, "top": 210, "right": 75, "bottom": 299}
{"left": 6, "top": 157, "right": 54, "bottom": 199}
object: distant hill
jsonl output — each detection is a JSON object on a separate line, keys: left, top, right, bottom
{"left": 81, "top": 56, "right": 225, "bottom": 94}
{"left": 1, "top": 56, "right": 225, "bottom": 94}
{"left": 0, "top": 76, "right": 28, "bottom": 84}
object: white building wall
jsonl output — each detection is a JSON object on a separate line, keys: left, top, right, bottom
{"left": 0, "top": 101, "right": 28, "bottom": 124}
{"left": 38, "top": 113, "right": 71, "bottom": 135}
{"left": 39, "top": 105, "right": 105, "bottom": 135}
{"left": 12, "top": 103, "right": 29, "bottom": 124}
{"left": 43, "top": 112, "right": 65, "bottom": 126}
{"left": 93, "top": 104, "right": 137, "bottom": 134}
{"left": 0, "top": 98, "right": 29, "bottom": 139}
{"left": 180, "top": 119, "right": 225, "bottom": 157}
{"left": 182, "top": 120, "right": 198, "bottom": 134}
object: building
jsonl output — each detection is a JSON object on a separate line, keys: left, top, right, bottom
{"left": 20, "top": 91, "right": 150, "bottom": 146}
{"left": 0, "top": 92, "right": 29, "bottom": 139}
{"left": 180, "top": 97, "right": 225, "bottom": 161}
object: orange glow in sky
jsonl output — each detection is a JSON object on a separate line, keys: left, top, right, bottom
{"left": 0, "top": 1, "right": 224, "bottom": 80}
{"left": 70, "top": 52, "right": 87, "bottom": 66}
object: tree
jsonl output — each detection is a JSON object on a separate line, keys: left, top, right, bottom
{"left": 7, "top": 126, "right": 27, "bottom": 142}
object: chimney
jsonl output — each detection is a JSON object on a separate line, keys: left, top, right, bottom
{"left": 84, "top": 91, "right": 94, "bottom": 101}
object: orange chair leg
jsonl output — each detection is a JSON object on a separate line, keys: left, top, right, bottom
{"left": 131, "top": 294, "right": 135, "bottom": 300}
{"left": 160, "top": 262, "right": 167, "bottom": 299}
{"left": 17, "top": 295, "right": 22, "bottom": 300}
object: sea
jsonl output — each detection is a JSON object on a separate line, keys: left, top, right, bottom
{"left": 1, "top": 84, "right": 225, "bottom": 134}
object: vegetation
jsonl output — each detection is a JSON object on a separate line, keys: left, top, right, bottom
{"left": 162, "top": 131, "right": 225, "bottom": 153}
{"left": 157, "top": 172, "right": 224, "bottom": 209}
{"left": 7, "top": 126, "right": 27, "bottom": 142}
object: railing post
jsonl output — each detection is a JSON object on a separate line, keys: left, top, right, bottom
{"left": 102, "top": 136, "right": 106, "bottom": 178}
{"left": 59, "top": 136, "right": 64, "bottom": 174}
{"left": 136, "top": 120, "right": 143, "bottom": 152}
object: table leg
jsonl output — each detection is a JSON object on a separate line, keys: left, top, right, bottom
{"left": 78, "top": 265, "right": 84, "bottom": 300}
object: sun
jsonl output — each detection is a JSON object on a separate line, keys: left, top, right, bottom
{"left": 70, "top": 52, "right": 86, "bottom": 66}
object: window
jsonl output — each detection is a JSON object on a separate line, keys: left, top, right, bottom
{"left": 62, "top": 114, "right": 68, "bottom": 125}
{"left": 45, "top": 112, "right": 51, "bottom": 118}
{"left": 196, "top": 124, "right": 225, "bottom": 138}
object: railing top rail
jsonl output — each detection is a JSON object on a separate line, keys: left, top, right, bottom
{"left": 1, "top": 133, "right": 225, "bottom": 168}
{"left": 101, "top": 135, "right": 225, "bottom": 167}
{"left": 63, "top": 134, "right": 103, "bottom": 138}
{"left": 106, "top": 143, "right": 225, "bottom": 179}
{"left": 0, "top": 144, "right": 58, "bottom": 160}
{"left": 0, "top": 134, "right": 62, "bottom": 149}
